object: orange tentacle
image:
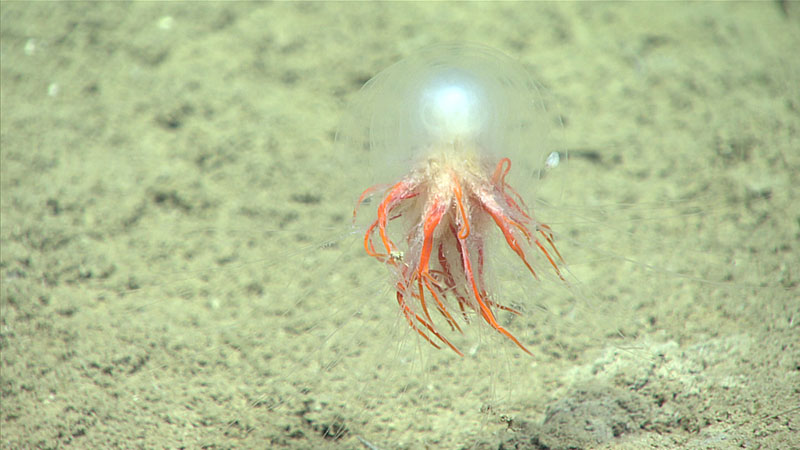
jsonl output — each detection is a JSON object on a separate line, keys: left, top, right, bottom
{"left": 533, "top": 239, "right": 565, "bottom": 281}
{"left": 455, "top": 229, "right": 532, "bottom": 356}
{"left": 376, "top": 182, "right": 407, "bottom": 255}
{"left": 484, "top": 205, "right": 539, "bottom": 280}
{"left": 492, "top": 158, "right": 531, "bottom": 220}
{"left": 415, "top": 199, "right": 447, "bottom": 325}
{"left": 452, "top": 174, "right": 470, "bottom": 240}
{"left": 422, "top": 273, "right": 462, "bottom": 332}
{"left": 363, "top": 219, "right": 382, "bottom": 258}
{"left": 353, "top": 184, "right": 385, "bottom": 222}
{"left": 538, "top": 224, "right": 564, "bottom": 262}
{"left": 491, "top": 157, "right": 511, "bottom": 184}
{"left": 397, "top": 289, "right": 464, "bottom": 356}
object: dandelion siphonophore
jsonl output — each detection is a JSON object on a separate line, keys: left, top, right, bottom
{"left": 340, "top": 44, "right": 566, "bottom": 356}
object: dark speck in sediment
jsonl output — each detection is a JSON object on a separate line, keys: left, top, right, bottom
{"left": 291, "top": 193, "right": 322, "bottom": 204}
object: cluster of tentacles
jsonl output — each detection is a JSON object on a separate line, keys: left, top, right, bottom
{"left": 354, "top": 158, "right": 563, "bottom": 356}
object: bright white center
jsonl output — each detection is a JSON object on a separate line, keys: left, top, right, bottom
{"left": 422, "top": 82, "right": 484, "bottom": 143}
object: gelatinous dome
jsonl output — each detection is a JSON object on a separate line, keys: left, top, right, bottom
{"left": 338, "top": 44, "right": 556, "bottom": 182}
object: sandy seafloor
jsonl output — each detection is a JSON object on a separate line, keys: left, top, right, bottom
{"left": 1, "top": 3, "right": 798, "bottom": 449}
